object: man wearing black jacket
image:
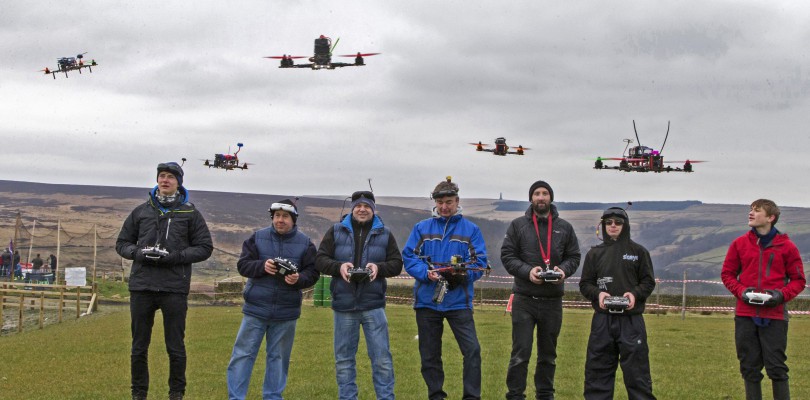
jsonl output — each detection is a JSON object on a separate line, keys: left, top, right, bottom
{"left": 116, "top": 162, "right": 213, "bottom": 400}
{"left": 316, "top": 191, "right": 403, "bottom": 400}
{"left": 501, "top": 180, "right": 581, "bottom": 400}
{"left": 579, "top": 207, "right": 656, "bottom": 400}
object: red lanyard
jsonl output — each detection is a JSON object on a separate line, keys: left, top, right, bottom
{"left": 532, "top": 212, "right": 552, "bottom": 268}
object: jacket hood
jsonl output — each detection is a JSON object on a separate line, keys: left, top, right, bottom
{"left": 600, "top": 207, "right": 630, "bottom": 243}
{"left": 149, "top": 185, "right": 189, "bottom": 212}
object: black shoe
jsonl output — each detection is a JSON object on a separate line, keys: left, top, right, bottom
{"left": 168, "top": 392, "right": 184, "bottom": 400}
{"left": 132, "top": 391, "right": 147, "bottom": 400}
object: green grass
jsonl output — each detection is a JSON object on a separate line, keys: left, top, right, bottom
{"left": 1, "top": 304, "right": 809, "bottom": 399}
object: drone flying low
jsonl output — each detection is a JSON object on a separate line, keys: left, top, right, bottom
{"left": 40, "top": 53, "right": 97, "bottom": 79}
{"left": 203, "top": 143, "right": 250, "bottom": 171}
{"left": 469, "top": 137, "right": 530, "bottom": 156}
{"left": 593, "top": 121, "right": 705, "bottom": 173}
{"left": 265, "top": 35, "right": 380, "bottom": 70}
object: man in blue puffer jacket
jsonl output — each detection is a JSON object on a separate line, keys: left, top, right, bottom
{"left": 403, "top": 177, "right": 489, "bottom": 400}
{"left": 226, "top": 199, "right": 319, "bottom": 400}
{"left": 316, "top": 190, "right": 403, "bottom": 400}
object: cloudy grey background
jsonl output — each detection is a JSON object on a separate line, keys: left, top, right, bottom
{"left": 1, "top": 1, "right": 808, "bottom": 205}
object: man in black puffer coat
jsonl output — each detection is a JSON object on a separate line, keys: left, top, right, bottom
{"left": 502, "top": 180, "right": 581, "bottom": 400}
{"left": 579, "top": 207, "right": 656, "bottom": 400}
{"left": 116, "top": 162, "right": 213, "bottom": 400}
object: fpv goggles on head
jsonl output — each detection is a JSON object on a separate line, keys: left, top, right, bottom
{"left": 351, "top": 191, "right": 375, "bottom": 202}
{"left": 268, "top": 203, "right": 298, "bottom": 215}
{"left": 601, "top": 207, "right": 628, "bottom": 221}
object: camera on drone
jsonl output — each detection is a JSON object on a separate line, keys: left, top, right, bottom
{"left": 433, "top": 278, "right": 449, "bottom": 304}
{"left": 604, "top": 296, "right": 630, "bottom": 313}
{"left": 141, "top": 246, "right": 169, "bottom": 259}
{"left": 536, "top": 267, "right": 563, "bottom": 282}
{"left": 348, "top": 265, "right": 371, "bottom": 283}
{"left": 273, "top": 257, "right": 299, "bottom": 276}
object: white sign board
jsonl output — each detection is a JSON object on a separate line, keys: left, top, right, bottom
{"left": 65, "top": 267, "right": 87, "bottom": 287}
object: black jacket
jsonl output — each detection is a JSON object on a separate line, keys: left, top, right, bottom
{"left": 501, "top": 204, "right": 581, "bottom": 298}
{"left": 116, "top": 187, "right": 213, "bottom": 294}
{"left": 579, "top": 212, "right": 656, "bottom": 315}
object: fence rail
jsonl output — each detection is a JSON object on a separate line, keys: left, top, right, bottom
{"left": 0, "top": 282, "right": 97, "bottom": 333}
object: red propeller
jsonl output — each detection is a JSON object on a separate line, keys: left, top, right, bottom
{"left": 338, "top": 52, "right": 380, "bottom": 57}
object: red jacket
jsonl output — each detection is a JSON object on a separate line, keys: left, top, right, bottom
{"left": 721, "top": 230, "right": 806, "bottom": 320}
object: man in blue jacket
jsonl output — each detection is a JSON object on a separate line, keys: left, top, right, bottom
{"left": 403, "top": 177, "right": 489, "bottom": 400}
{"left": 226, "top": 199, "right": 319, "bottom": 400}
{"left": 116, "top": 162, "right": 213, "bottom": 400}
{"left": 316, "top": 191, "right": 403, "bottom": 400}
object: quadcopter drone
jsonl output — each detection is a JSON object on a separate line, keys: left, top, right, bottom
{"left": 265, "top": 35, "right": 380, "bottom": 70}
{"left": 40, "top": 52, "right": 98, "bottom": 79}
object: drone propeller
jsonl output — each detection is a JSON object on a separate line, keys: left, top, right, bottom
{"left": 518, "top": 145, "right": 531, "bottom": 150}
{"left": 468, "top": 142, "right": 491, "bottom": 147}
{"left": 338, "top": 52, "right": 381, "bottom": 57}
{"left": 264, "top": 55, "right": 307, "bottom": 59}
{"left": 76, "top": 52, "right": 88, "bottom": 59}
{"left": 663, "top": 160, "right": 707, "bottom": 163}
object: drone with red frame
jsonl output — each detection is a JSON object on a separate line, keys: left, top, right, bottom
{"left": 265, "top": 35, "right": 380, "bottom": 70}
{"left": 469, "top": 137, "right": 530, "bottom": 156}
{"left": 203, "top": 143, "right": 250, "bottom": 171}
{"left": 40, "top": 52, "right": 98, "bottom": 79}
{"left": 420, "top": 255, "right": 491, "bottom": 277}
{"left": 593, "top": 120, "right": 706, "bottom": 173}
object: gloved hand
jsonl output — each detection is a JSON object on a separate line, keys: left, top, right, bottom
{"left": 156, "top": 251, "right": 182, "bottom": 266}
{"left": 133, "top": 249, "right": 155, "bottom": 265}
{"left": 741, "top": 288, "right": 759, "bottom": 306}
{"left": 763, "top": 289, "right": 784, "bottom": 307}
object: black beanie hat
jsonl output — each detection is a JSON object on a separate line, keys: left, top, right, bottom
{"left": 157, "top": 162, "right": 184, "bottom": 187}
{"left": 268, "top": 199, "right": 299, "bottom": 224}
{"left": 529, "top": 180, "right": 553, "bottom": 202}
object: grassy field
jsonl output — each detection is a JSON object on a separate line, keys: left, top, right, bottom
{"left": 1, "top": 304, "right": 809, "bottom": 399}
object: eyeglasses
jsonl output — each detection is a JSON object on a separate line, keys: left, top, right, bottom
{"left": 604, "top": 219, "right": 624, "bottom": 226}
{"left": 269, "top": 202, "right": 297, "bottom": 215}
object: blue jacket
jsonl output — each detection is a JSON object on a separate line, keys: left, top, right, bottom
{"left": 403, "top": 207, "right": 488, "bottom": 311}
{"left": 316, "top": 215, "right": 403, "bottom": 312}
{"left": 237, "top": 225, "right": 319, "bottom": 321}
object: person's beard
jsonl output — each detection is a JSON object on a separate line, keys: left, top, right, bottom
{"left": 532, "top": 201, "right": 549, "bottom": 216}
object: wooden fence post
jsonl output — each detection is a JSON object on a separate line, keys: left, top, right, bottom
{"left": 58, "top": 287, "right": 64, "bottom": 323}
{"left": 18, "top": 293, "right": 24, "bottom": 332}
{"left": 39, "top": 292, "right": 45, "bottom": 329}
{"left": 76, "top": 286, "right": 81, "bottom": 319}
{"left": 681, "top": 270, "right": 687, "bottom": 320}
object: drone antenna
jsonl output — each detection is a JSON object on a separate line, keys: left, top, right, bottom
{"left": 180, "top": 158, "right": 187, "bottom": 166}
{"left": 330, "top": 37, "right": 340, "bottom": 54}
{"left": 367, "top": 178, "right": 374, "bottom": 192}
{"left": 622, "top": 138, "right": 633, "bottom": 155}
{"left": 632, "top": 120, "right": 642, "bottom": 148}
{"left": 235, "top": 142, "right": 244, "bottom": 156}
{"left": 659, "top": 121, "right": 670, "bottom": 154}
{"left": 338, "top": 196, "right": 352, "bottom": 222}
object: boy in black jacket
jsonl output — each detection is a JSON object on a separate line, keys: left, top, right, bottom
{"left": 579, "top": 207, "right": 656, "bottom": 400}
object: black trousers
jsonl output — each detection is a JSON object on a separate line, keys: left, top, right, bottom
{"left": 735, "top": 316, "right": 789, "bottom": 382}
{"left": 130, "top": 291, "right": 189, "bottom": 395}
{"left": 505, "top": 295, "right": 563, "bottom": 400}
{"left": 584, "top": 312, "right": 655, "bottom": 400}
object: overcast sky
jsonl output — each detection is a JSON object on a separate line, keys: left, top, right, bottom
{"left": 1, "top": 1, "right": 808, "bottom": 206}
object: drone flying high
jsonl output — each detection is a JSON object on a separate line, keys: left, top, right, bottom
{"left": 40, "top": 52, "right": 98, "bottom": 79}
{"left": 203, "top": 143, "right": 250, "bottom": 171}
{"left": 265, "top": 35, "right": 380, "bottom": 70}
{"left": 593, "top": 121, "right": 706, "bottom": 173}
{"left": 469, "top": 137, "right": 530, "bottom": 156}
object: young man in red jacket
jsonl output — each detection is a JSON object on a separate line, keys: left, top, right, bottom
{"left": 721, "top": 199, "right": 806, "bottom": 400}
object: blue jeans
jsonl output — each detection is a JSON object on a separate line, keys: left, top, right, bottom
{"left": 333, "top": 308, "right": 395, "bottom": 400}
{"left": 415, "top": 308, "right": 481, "bottom": 400}
{"left": 227, "top": 315, "right": 297, "bottom": 400}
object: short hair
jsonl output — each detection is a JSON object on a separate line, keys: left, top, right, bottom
{"left": 751, "top": 198, "right": 780, "bottom": 225}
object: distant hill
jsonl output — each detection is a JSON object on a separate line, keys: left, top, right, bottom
{"left": 2, "top": 180, "right": 809, "bottom": 295}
